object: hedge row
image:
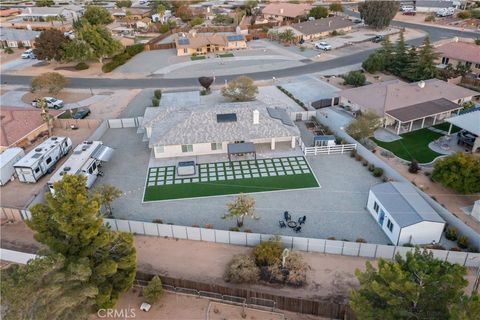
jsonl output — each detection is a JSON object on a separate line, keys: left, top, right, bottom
{"left": 276, "top": 86, "right": 306, "bottom": 110}
{"left": 350, "top": 149, "right": 385, "bottom": 179}
{"left": 102, "top": 44, "right": 144, "bottom": 73}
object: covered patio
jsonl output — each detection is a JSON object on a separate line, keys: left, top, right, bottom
{"left": 446, "top": 109, "right": 480, "bottom": 152}
{"left": 384, "top": 99, "right": 463, "bottom": 134}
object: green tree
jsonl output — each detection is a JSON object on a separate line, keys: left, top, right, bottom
{"left": 1, "top": 254, "right": 97, "bottom": 320}
{"left": 116, "top": 0, "right": 132, "bottom": 8}
{"left": 450, "top": 295, "right": 480, "bottom": 320}
{"left": 33, "top": 29, "right": 68, "bottom": 61}
{"left": 224, "top": 254, "right": 260, "bottom": 283}
{"left": 63, "top": 39, "right": 95, "bottom": 62}
{"left": 391, "top": 31, "right": 408, "bottom": 76}
{"left": 358, "top": 0, "right": 399, "bottom": 29}
{"left": 94, "top": 184, "right": 123, "bottom": 216}
{"left": 176, "top": 5, "right": 193, "bottom": 22}
{"left": 223, "top": 193, "right": 257, "bottom": 227}
{"left": 189, "top": 16, "right": 204, "bottom": 27}
{"left": 345, "top": 110, "right": 381, "bottom": 140}
{"left": 343, "top": 71, "right": 366, "bottom": 87}
{"left": 35, "top": 0, "right": 54, "bottom": 6}
{"left": 405, "top": 37, "right": 438, "bottom": 81}
{"left": 309, "top": 6, "right": 329, "bottom": 19}
{"left": 279, "top": 29, "right": 296, "bottom": 44}
{"left": 156, "top": 4, "right": 166, "bottom": 20}
{"left": 402, "top": 47, "right": 419, "bottom": 79}
{"left": 38, "top": 98, "right": 54, "bottom": 136}
{"left": 245, "top": 0, "right": 258, "bottom": 16}
{"left": 31, "top": 72, "right": 68, "bottom": 95}
{"left": 432, "top": 153, "right": 480, "bottom": 194}
{"left": 83, "top": 5, "right": 114, "bottom": 26}
{"left": 28, "top": 175, "right": 137, "bottom": 309}
{"left": 213, "top": 14, "right": 234, "bottom": 25}
{"left": 221, "top": 76, "right": 258, "bottom": 101}
{"left": 143, "top": 275, "right": 164, "bottom": 304}
{"left": 329, "top": 2, "right": 343, "bottom": 14}
{"left": 349, "top": 248, "right": 476, "bottom": 320}
{"left": 362, "top": 51, "right": 385, "bottom": 73}
{"left": 379, "top": 36, "right": 394, "bottom": 71}
{"left": 252, "top": 237, "right": 283, "bottom": 266}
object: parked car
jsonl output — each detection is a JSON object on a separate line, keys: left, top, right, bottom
{"left": 72, "top": 107, "right": 91, "bottom": 119}
{"left": 403, "top": 10, "right": 416, "bottom": 16}
{"left": 31, "top": 97, "right": 64, "bottom": 109}
{"left": 352, "top": 18, "right": 362, "bottom": 24}
{"left": 315, "top": 42, "right": 332, "bottom": 51}
{"left": 21, "top": 49, "right": 36, "bottom": 59}
{"left": 372, "top": 35, "right": 384, "bottom": 43}
{"left": 400, "top": 5, "right": 414, "bottom": 12}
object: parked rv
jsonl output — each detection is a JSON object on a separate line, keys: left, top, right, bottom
{"left": 436, "top": 8, "right": 455, "bottom": 17}
{"left": 0, "top": 147, "right": 25, "bottom": 185}
{"left": 14, "top": 136, "right": 72, "bottom": 183}
{"left": 48, "top": 140, "right": 114, "bottom": 194}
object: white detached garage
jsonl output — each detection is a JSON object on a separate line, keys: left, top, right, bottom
{"left": 367, "top": 182, "right": 445, "bottom": 245}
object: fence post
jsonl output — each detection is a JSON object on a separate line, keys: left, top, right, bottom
{"left": 142, "top": 222, "right": 146, "bottom": 235}
{"left": 358, "top": 243, "right": 361, "bottom": 256}
{"left": 327, "top": 146, "right": 330, "bottom": 155}
{"left": 341, "top": 144, "right": 345, "bottom": 153}
{"left": 186, "top": 226, "right": 189, "bottom": 240}
{"left": 374, "top": 244, "right": 378, "bottom": 258}
{"left": 341, "top": 241, "right": 345, "bottom": 255}
{"left": 464, "top": 253, "right": 469, "bottom": 266}
{"left": 307, "top": 238, "right": 310, "bottom": 252}
{"left": 445, "top": 250, "right": 450, "bottom": 262}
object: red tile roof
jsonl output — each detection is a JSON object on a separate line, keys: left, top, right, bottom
{"left": 0, "top": 107, "right": 62, "bottom": 147}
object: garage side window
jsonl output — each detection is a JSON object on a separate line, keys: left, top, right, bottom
{"left": 387, "top": 219, "right": 394, "bottom": 232}
{"left": 181, "top": 145, "right": 193, "bottom": 153}
{"left": 373, "top": 201, "right": 379, "bottom": 213}
{"left": 211, "top": 143, "right": 222, "bottom": 151}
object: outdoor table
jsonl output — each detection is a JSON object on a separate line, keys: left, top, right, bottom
{"left": 287, "top": 221, "right": 297, "bottom": 228}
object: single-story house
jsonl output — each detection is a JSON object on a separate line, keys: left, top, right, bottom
{"left": 367, "top": 182, "right": 445, "bottom": 245}
{"left": 152, "top": 10, "right": 172, "bottom": 23}
{"left": 174, "top": 32, "right": 246, "bottom": 56}
{"left": 290, "top": 16, "right": 354, "bottom": 41}
{"left": 261, "top": 3, "right": 312, "bottom": 22}
{"left": 339, "top": 79, "right": 477, "bottom": 134}
{"left": 446, "top": 108, "right": 480, "bottom": 152}
{"left": 17, "top": 6, "right": 80, "bottom": 21}
{"left": 110, "top": 8, "right": 152, "bottom": 20}
{"left": 0, "top": 107, "right": 62, "bottom": 152}
{"left": 435, "top": 41, "right": 480, "bottom": 75}
{"left": 0, "top": 27, "right": 40, "bottom": 48}
{"left": 0, "top": 8, "right": 21, "bottom": 17}
{"left": 141, "top": 103, "right": 300, "bottom": 159}
{"left": 415, "top": 0, "right": 456, "bottom": 12}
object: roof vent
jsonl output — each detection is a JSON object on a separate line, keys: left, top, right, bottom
{"left": 35, "top": 148, "right": 42, "bottom": 152}
{"left": 63, "top": 167, "right": 71, "bottom": 171}
{"left": 51, "top": 137, "right": 57, "bottom": 140}
{"left": 253, "top": 110, "right": 259, "bottom": 125}
{"left": 418, "top": 80, "right": 425, "bottom": 89}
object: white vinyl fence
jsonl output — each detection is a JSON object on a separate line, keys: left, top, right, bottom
{"left": 104, "top": 219, "right": 480, "bottom": 267}
{"left": 290, "top": 111, "right": 317, "bottom": 122}
{"left": 299, "top": 139, "right": 357, "bottom": 156}
{"left": 107, "top": 117, "right": 143, "bottom": 129}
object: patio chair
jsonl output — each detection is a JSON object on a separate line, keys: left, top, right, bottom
{"left": 284, "top": 211, "right": 291, "bottom": 221}
{"left": 279, "top": 220, "right": 286, "bottom": 228}
{"left": 298, "top": 216, "right": 306, "bottom": 225}
{"left": 295, "top": 226, "right": 302, "bottom": 233}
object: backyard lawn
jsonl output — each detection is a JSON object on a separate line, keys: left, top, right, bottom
{"left": 144, "top": 157, "right": 319, "bottom": 201}
{"left": 372, "top": 128, "right": 444, "bottom": 163}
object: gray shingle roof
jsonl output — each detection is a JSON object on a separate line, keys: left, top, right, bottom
{"left": 0, "top": 27, "right": 39, "bottom": 41}
{"left": 416, "top": 0, "right": 454, "bottom": 8}
{"left": 371, "top": 182, "right": 445, "bottom": 228}
{"left": 143, "top": 102, "right": 300, "bottom": 147}
{"left": 292, "top": 17, "right": 353, "bottom": 36}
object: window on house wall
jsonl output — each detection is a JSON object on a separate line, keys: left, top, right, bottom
{"left": 387, "top": 219, "right": 394, "bottom": 232}
{"left": 155, "top": 146, "right": 164, "bottom": 154}
{"left": 181, "top": 144, "right": 193, "bottom": 153}
{"left": 183, "top": 48, "right": 188, "bottom": 54}
{"left": 211, "top": 142, "right": 222, "bottom": 151}
{"left": 373, "top": 201, "right": 379, "bottom": 213}
{"left": 441, "top": 57, "right": 449, "bottom": 64}
{"left": 465, "top": 61, "right": 472, "bottom": 67}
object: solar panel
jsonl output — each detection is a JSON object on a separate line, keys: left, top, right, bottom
{"left": 227, "top": 35, "right": 244, "bottom": 41}
{"left": 177, "top": 38, "right": 190, "bottom": 45}
{"left": 217, "top": 113, "right": 237, "bottom": 123}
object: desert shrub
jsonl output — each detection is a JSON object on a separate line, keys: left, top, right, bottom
{"left": 424, "top": 171, "right": 431, "bottom": 177}
{"left": 382, "top": 176, "right": 389, "bottom": 182}
{"left": 154, "top": 89, "right": 162, "bottom": 99}
{"left": 457, "top": 10, "right": 471, "bottom": 19}
{"left": 350, "top": 149, "right": 357, "bottom": 158}
{"left": 425, "top": 14, "right": 435, "bottom": 22}
{"left": 403, "top": 243, "right": 414, "bottom": 247}
{"left": 229, "top": 226, "right": 240, "bottom": 232}
{"left": 204, "top": 224, "right": 213, "bottom": 229}
{"left": 467, "top": 246, "right": 479, "bottom": 253}
{"left": 445, "top": 227, "right": 458, "bottom": 241}
{"left": 362, "top": 160, "right": 368, "bottom": 166}
{"left": 244, "top": 229, "right": 252, "bottom": 233}
{"left": 408, "top": 159, "right": 420, "bottom": 174}
{"left": 372, "top": 167, "right": 383, "bottom": 177}
{"left": 200, "top": 89, "right": 208, "bottom": 96}
{"left": 426, "top": 244, "right": 446, "bottom": 250}
{"left": 343, "top": 71, "right": 366, "bottom": 87}
{"left": 457, "top": 236, "right": 469, "bottom": 249}
{"left": 152, "top": 98, "right": 159, "bottom": 106}
{"left": 252, "top": 238, "right": 283, "bottom": 267}
{"left": 152, "top": 219, "right": 163, "bottom": 224}
{"left": 74, "top": 62, "right": 89, "bottom": 70}
{"left": 450, "top": 247, "right": 462, "bottom": 252}
{"left": 355, "top": 153, "right": 363, "bottom": 161}
{"left": 268, "top": 251, "right": 307, "bottom": 286}
{"left": 356, "top": 238, "right": 367, "bottom": 243}
{"left": 327, "top": 236, "right": 336, "bottom": 240}
{"left": 224, "top": 254, "right": 260, "bottom": 283}
{"left": 4, "top": 47, "right": 14, "bottom": 54}
{"left": 143, "top": 275, "right": 164, "bottom": 304}
{"left": 368, "top": 164, "right": 375, "bottom": 172}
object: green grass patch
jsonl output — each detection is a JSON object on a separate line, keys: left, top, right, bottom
{"left": 191, "top": 55, "right": 206, "bottom": 61}
{"left": 432, "top": 122, "right": 461, "bottom": 133}
{"left": 218, "top": 52, "right": 234, "bottom": 58}
{"left": 372, "top": 128, "right": 444, "bottom": 163}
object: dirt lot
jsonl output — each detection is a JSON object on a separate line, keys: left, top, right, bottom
{"left": 376, "top": 152, "right": 480, "bottom": 234}
{"left": 21, "top": 91, "right": 92, "bottom": 104}
{"left": 12, "top": 60, "right": 105, "bottom": 77}
{"left": 0, "top": 126, "right": 97, "bottom": 208}
{"left": 0, "top": 48, "right": 22, "bottom": 64}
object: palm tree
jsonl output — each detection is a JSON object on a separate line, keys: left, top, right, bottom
{"left": 280, "top": 29, "right": 295, "bottom": 44}
{"left": 157, "top": 4, "right": 166, "bottom": 23}
{"left": 38, "top": 98, "right": 54, "bottom": 137}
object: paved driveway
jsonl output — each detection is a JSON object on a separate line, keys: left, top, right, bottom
{"left": 97, "top": 128, "right": 389, "bottom": 244}
{"left": 280, "top": 75, "right": 340, "bottom": 106}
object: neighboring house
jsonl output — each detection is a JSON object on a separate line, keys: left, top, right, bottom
{"left": 141, "top": 102, "right": 300, "bottom": 159}
{"left": 0, "top": 27, "right": 40, "bottom": 48}
{"left": 288, "top": 16, "right": 354, "bottom": 41}
{"left": 0, "top": 8, "right": 21, "bottom": 17}
{"left": 0, "top": 107, "right": 62, "bottom": 152}
{"left": 174, "top": 32, "right": 246, "bottom": 56}
{"left": 17, "top": 6, "right": 80, "bottom": 21}
{"left": 367, "top": 182, "right": 445, "bottom": 245}
{"left": 261, "top": 3, "right": 312, "bottom": 22}
{"left": 446, "top": 108, "right": 480, "bottom": 152}
{"left": 152, "top": 10, "right": 172, "bottom": 23}
{"left": 415, "top": 0, "right": 456, "bottom": 12}
{"left": 435, "top": 41, "right": 480, "bottom": 75}
{"left": 111, "top": 8, "right": 152, "bottom": 21}
{"left": 339, "top": 79, "right": 477, "bottom": 134}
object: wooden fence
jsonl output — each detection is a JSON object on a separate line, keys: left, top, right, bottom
{"left": 136, "top": 271, "right": 357, "bottom": 319}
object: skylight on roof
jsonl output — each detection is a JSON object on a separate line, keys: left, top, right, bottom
{"left": 216, "top": 113, "right": 237, "bottom": 123}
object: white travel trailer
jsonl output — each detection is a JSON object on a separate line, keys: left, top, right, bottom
{"left": 14, "top": 137, "right": 72, "bottom": 183}
{"left": 47, "top": 141, "right": 114, "bottom": 194}
{"left": 0, "top": 147, "right": 25, "bottom": 185}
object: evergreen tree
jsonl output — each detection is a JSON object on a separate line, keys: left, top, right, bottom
{"left": 358, "top": 0, "right": 399, "bottom": 29}
{"left": 391, "top": 32, "right": 408, "bottom": 76}
{"left": 379, "top": 36, "right": 394, "bottom": 72}
{"left": 28, "top": 175, "right": 136, "bottom": 310}
{"left": 402, "top": 47, "right": 419, "bottom": 80}
{"left": 405, "top": 37, "right": 438, "bottom": 81}
{"left": 349, "top": 248, "right": 477, "bottom": 319}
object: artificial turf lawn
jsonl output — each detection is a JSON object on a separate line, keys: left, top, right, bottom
{"left": 372, "top": 128, "right": 444, "bottom": 163}
{"left": 432, "top": 122, "right": 461, "bottom": 133}
{"left": 143, "top": 173, "right": 319, "bottom": 201}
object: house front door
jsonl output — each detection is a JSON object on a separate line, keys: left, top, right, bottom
{"left": 378, "top": 209, "right": 385, "bottom": 226}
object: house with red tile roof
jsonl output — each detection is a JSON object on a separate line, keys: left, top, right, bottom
{"left": 261, "top": 3, "right": 312, "bottom": 22}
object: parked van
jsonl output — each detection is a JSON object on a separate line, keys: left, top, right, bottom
{"left": 0, "top": 147, "right": 25, "bottom": 185}
{"left": 436, "top": 7, "right": 455, "bottom": 17}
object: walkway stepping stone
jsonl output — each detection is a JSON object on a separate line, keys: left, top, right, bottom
{"left": 192, "top": 178, "right": 199, "bottom": 183}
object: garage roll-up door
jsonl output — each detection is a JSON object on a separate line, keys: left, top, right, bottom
{"left": 92, "top": 145, "right": 114, "bottom": 162}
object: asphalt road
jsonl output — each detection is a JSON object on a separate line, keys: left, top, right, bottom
{"left": 1, "top": 15, "right": 478, "bottom": 89}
